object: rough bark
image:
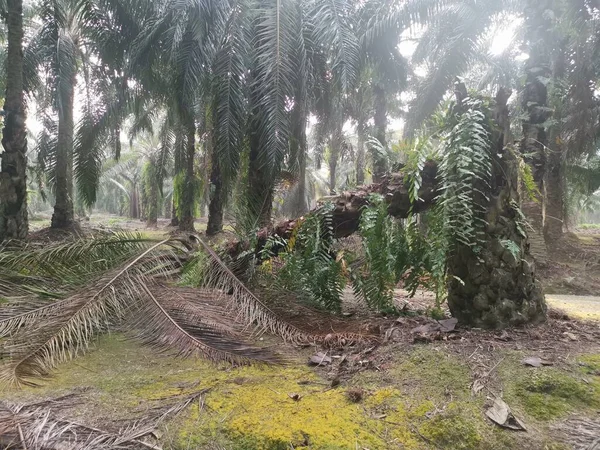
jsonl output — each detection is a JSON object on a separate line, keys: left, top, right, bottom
{"left": 51, "top": 71, "right": 76, "bottom": 229}
{"left": 170, "top": 199, "right": 179, "bottom": 227}
{"left": 178, "top": 121, "right": 197, "bottom": 232}
{"left": 328, "top": 151, "right": 337, "bottom": 195}
{"left": 545, "top": 136, "right": 564, "bottom": 242}
{"left": 447, "top": 88, "right": 546, "bottom": 328}
{"left": 207, "top": 157, "right": 224, "bottom": 236}
{"left": 0, "top": 0, "right": 28, "bottom": 241}
{"left": 544, "top": 39, "right": 567, "bottom": 243}
{"left": 146, "top": 180, "right": 158, "bottom": 228}
{"left": 520, "top": 0, "right": 554, "bottom": 262}
{"left": 356, "top": 121, "right": 366, "bottom": 186}
{"left": 372, "top": 84, "right": 387, "bottom": 183}
{"left": 248, "top": 131, "right": 274, "bottom": 228}
{"left": 226, "top": 160, "right": 438, "bottom": 258}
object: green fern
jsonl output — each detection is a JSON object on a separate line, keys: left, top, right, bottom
{"left": 438, "top": 96, "right": 493, "bottom": 250}
{"left": 274, "top": 205, "right": 346, "bottom": 312}
{"left": 351, "top": 194, "right": 408, "bottom": 312}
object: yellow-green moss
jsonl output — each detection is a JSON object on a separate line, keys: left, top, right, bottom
{"left": 417, "top": 403, "right": 482, "bottom": 450}
{"left": 507, "top": 361, "right": 600, "bottom": 421}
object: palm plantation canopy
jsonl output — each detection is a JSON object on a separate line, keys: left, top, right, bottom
{"left": 0, "top": 0, "right": 599, "bottom": 405}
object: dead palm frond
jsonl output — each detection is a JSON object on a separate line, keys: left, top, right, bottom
{"left": 0, "top": 389, "right": 209, "bottom": 449}
{"left": 189, "top": 237, "right": 314, "bottom": 344}
{"left": 0, "top": 233, "right": 285, "bottom": 387}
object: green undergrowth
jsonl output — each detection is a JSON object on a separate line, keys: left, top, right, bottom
{"left": 2, "top": 336, "right": 599, "bottom": 449}
{"left": 501, "top": 351, "right": 600, "bottom": 422}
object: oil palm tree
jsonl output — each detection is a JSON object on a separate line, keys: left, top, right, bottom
{"left": 0, "top": 0, "right": 28, "bottom": 241}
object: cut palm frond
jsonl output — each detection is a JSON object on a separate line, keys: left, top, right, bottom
{"left": 190, "top": 237, "right": 314, "bottom": 345}
{"left": 0, "top": 239, "right": 183, "bottom": 386}
{"left": 0, "top": 231, "right": 166, "bottom": 293}
{"left": 0, "top": 234, "right": 288, "bottom": 386}
{"left": 0, "top": 389, "right": 209, "bottom": 449}
{"left": 131, "top": 283, "right": 280, "bottom": 365}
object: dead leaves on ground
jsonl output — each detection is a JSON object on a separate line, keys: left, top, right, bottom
{"left": 0, "top": 389, "right": 209, "bottom": 450}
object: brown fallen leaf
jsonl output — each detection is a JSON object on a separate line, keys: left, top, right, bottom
{"left": 308, "top": 352, "right": 332, "bottom": 366}
{"left": 486, "top": 397, "right": 527, "bottom": 431}
{"left": 522, "top": 356, "right": 553, "bottom": 367}
{"left": 438, "top": 318, "right": 458, "bottom": 332}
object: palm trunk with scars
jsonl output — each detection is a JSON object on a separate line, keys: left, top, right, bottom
{"left": 228, "top": 89, "right": 547, "bottom": 329}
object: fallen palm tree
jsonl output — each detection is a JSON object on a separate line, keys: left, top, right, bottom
{"left": 228, "top": 85, "right": 547, "bottom": 329}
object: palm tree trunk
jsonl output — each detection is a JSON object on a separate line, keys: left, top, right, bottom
{"left": 356, "top": 121, "right": 366, "bottom": 185}
{"left": 170, "top": 198, "right": 179, "bottom": 227}
{"left": 545, "top": 149, "right": 564, "bottom": 241}
{"left": 447, "top": 87, "right": 546, "bottom": 328}
{"left": 146, "top": 181, "right": 158, "bottom": 227}
{"left": 178, "top": 121, "right": 196, "bottom": 231}
{"left": 129, "top": 184, "right": 140, "bottom": 219}
{"left": 207, "top": 157, "right": 224, "bottom": 235}
{"left": 290, "top": 100, "right": 308, "bottom": 216}
{"left": 248, "top": 132, "right": 274, "bottom": 228}
{"left": 0, "top": 0, "right": 28, "bottom": 241}
{"left": 520, "top": 0, "right": 553, "bottom": 262}
{"left": 544, "top": 41, "right": 567, "bottom": 243}
{"left": 51, "top": 73, "right": 76, "bottom": 229}
{"left": 373, "top": 84, "right": 387, "bottom": 183}
{"left": 328, "top": 147, "right": 337, "bottom": 195}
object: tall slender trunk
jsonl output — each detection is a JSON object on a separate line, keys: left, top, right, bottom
{"left": 545, "top": 151, "right": 564, "bottom": 241}
{"left": 328, "top": 142, "right": 338, "bottom": 195}
{"left": 207, "top": 156, "right": 224, "bottom": 235}
{"left": 356, "top": 121, "right": 366, "bottom": 186}
{"left": 129, "top": 184, "right": 139, "bottom": 219}
{"left": 146, "top": 180, "right": 158, "bottom": 228}
{"left": 51, "top": 73, "right": 76, "bottom": 229}
{"left": 373, "top": 84, "right": 387, "bottom": 183}
{"left": 0, "top": 0, "right": 28, "bottom": 241}
{"left": 178, "top": 121, "right": 196, "bottom": 231}
{"left": 293, "top": 145, "right": 308, "bottom": 215}
{"left": 544, "top": 41, "right": 567, "bottom": 243}
{"left": 520, "top": 0, "right": 553, "bottom": 262}
{"left": 248, "top": 130, "right": 273, "bottom": 228}
{"left": 170, "top": 198, "right": 179, "bottom": 227}
{"left": 290, "top": 100, "right": 308, "bottom": 216}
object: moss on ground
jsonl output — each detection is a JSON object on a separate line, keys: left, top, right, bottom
{"left": 3, "top": 336, "right": 599, "bottom": 449}
{"left": 501, "top": 351, "right": 600, "bottom": 422}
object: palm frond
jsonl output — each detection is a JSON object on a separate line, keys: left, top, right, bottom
{"left": 190, "top": 237, "right": 312, "bottom": 344}
{"left": 0, "top": 234, "right": 293, "bottom": 386}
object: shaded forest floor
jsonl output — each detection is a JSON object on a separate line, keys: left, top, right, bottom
{"left": 5, "top": 215, "right": 600, "bottom": 449}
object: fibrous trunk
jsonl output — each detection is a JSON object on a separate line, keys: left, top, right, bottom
{"left": 170, "top": 198, "right": 179, "bottom": 227}
{"left": 372, "top": 84, "right": 387, "bottom": 183}
{"left": 356, "top": 122, "right": 366, "bottom": 186}
{"left": 178, "top": 121, "right": 196, "bottom": 232}
{"left": 51, "top": 72, "right": 76, "bottom": 229}
{"left": 229, "top": 91, "right": 547, "bottom": 329}
{"left": 0, "top": 0, "right": 28, "bottom": 241}
{"left": 207, "top": 156, "right": 224, "bottom": 235}
{"left": 146, "top": 180, "right": 158, "bottom": 228}
{"left": 520, "top": 0, "right": 554, "bottom": 261}
{"left": 248, "top": 133, "right": 274, "bottom": 228}
{"left": 447, "top": 89, "right": 546, "bottom": 328}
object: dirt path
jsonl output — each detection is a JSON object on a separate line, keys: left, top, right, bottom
{"left": 546, "top": 294, "right": 600, "bottom": 321}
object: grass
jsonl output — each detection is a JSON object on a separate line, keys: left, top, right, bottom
{"left": 2, "top": 337, "right": 599, "bottom": 449}
{"left": 578, "top": 223, "right": 600, "bottom": 230}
